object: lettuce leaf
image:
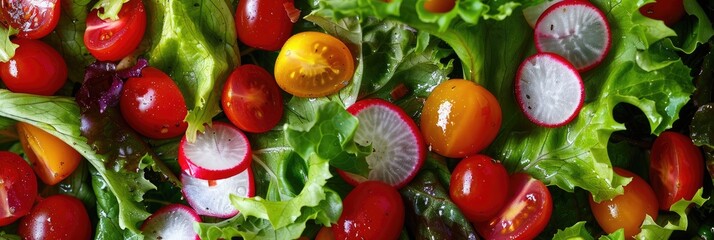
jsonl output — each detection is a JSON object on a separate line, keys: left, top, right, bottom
{"left": 43, "top": 0, "right": 95, "bottom": 84}
{"left": 91, "top": 0, "right": 129, "bottom": 20}
{"left": 0, "top": 27, "right": 18, "bottom": 63}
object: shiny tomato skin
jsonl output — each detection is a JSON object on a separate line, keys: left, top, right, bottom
{"left": 420, "top": 79, "right": 502, "bottom": 158}
{"left": 0, "top": 38, "right": 67, "bottom": 96}
{"left": 639, "top": 0, "right": 685, "bottom": 26}
{"left": 476, "top": 173, "right": 552, "bottom": 240}
{"left": 19, "top": 195, "right": 91, "bottom": 240}
{"left": 0, "top": 151, "right": 37, "bottom": 227}
{"left": 221, "top": 64, "right": 284, "bottom": 133}
{"left": 16, "top": 122, "right": 82, "bottom": 185}
{"left": 589, "top": 168, "right": 659, "bottom": 238}
{"left": 649, "top": 131, "right": 703, "bottom": 210}
{"left": 0, "top": 0, "right": 60, "bottom": 39}
{"left": 424, "top": 0, "right": 456, "bottom": 13}
{"left": 274, "top": 31, "right": 355, "bottom": 98}
{"left": 84, "top": 0, "right": 146, "bottom": 61}
{"left": 236, "top": 0, "right": 295, "bottom": 51}
{"left": 315, "top": 227, "right": 335, "bottom": 240}
{"left": 450, "top": 154, "right": 509, "bottom": 223}
{"left": 120, "top": 67, "right": 188, "bottom": 139}
{"left": 334, "top": 181, "right": 404, "bottom": 240}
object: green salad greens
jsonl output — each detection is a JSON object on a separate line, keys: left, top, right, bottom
{"left": 0, "top": 0, "right": 713, "bottom": 239}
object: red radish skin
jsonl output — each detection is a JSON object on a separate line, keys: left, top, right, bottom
{"left": 141, "top": 204, "right": 201, "bottom": 240}
{"left": 181, "top": 167, "right": 255, "bottom": 218}
{"left": 534, "top": 0, "right": 611, "bottom": 72}
{"left": 337, "top": 99, "right": 425, "bottom": 189}
{"left": 179, "top": 121, "right": 252, "bottom": 180}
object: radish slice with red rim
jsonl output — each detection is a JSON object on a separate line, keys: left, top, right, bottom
{"left": 534, "top": 0, "right": 611, "bottom": 72}
{"left": 141, "top": 204, "right": 201, "bottom": 240}
{"left": 515, "top": 53, "right": 584, "bottom": 127}
{"left": 181, "top": 167, "right": 255, "bottom": 218}
{"left": 337, "top": 99, "right": 425, "bottom": 189}
{"left": 522, "top": 0, "right": 563, "bottom": 28}
{"left": 179, "top": 121, "right": 251, "bottom": 180}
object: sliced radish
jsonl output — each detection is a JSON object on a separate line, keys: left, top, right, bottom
{"left": 522, "top": 0, "right": 564, "bottom": 28}
{"left": 181, "top": 167, "right": 255, "bottom": 218}
{"left": 534, "top": 0, "right": 611, "bottom": 72}
{"left": 179, "top": 121, "right": 251, "bottom": 180}
{"left": 141, "top": 204, "right": 201, "bottom": 240}
{"left": 337, "top": 99, "right": 425, "bottom": 189}
{"left": 515, "top": 53, "right": 584, "bottom": 127}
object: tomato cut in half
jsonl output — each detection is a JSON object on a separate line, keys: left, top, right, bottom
{"left": 423, "top": 0, "right": 456, "bottom": 13}
{"left": 235, "top": 0, "right": 296, "bottom": 51}
{"left": 0, "top": 0, "right": 60, "bottom": 39}
{"left": 649, "top": 131, "right": 704, "bottom": 210}
{"left": 274, "top": 31, "right": 355, "bottom": 98}
{"left": 476, "top": 173, "right": 552, "bottom": 240}
{"left": 589, "top": 168, "right": 659, "bottom": 237}
{"left": 450, "top": 155, "right": 509, "bottom": 223}
{"left": 639, "top": 0, "right": 686, "bottom": 26}
{"left": 334, "top": 181, "right": 404, "bottom": 240}
{"left": 84, "top": 0, "right": 146, "bottom": 61}
{"left": 0, "top": 39, "right": 67, "bottom": 96}
{"left": 19, "top": 195, "right": 92, "bottom": 240}
{"left": 221, "top": 64, "right": 284, "bottom": 133}
{"left": 16, "top": 122, "right": 82, "bottom": 186}
{"left": 0, "top": 151, "right": 37, "bottom": 227}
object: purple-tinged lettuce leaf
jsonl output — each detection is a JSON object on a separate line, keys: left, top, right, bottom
{"left": 76, "top": 59, "right": 147, "bottom": 114}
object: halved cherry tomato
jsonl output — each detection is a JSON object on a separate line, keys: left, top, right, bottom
{"left": 589, "top": 168, "right": 659, "bottom": 237}
{"left": 424, "top": 0, "right": 456, "bottom": 13}
{"left": 333, "top": 181, "right": 404, "bottom": 240}
{"left": 221, "top": 64, "right": 284, "bottom": 133}
{"left": 420, "top": 79, "right": 502, "bottom": 158}
{"left": 649, "top": 131, "right": 703, "bottom": 210}
{"left": 0, "top": 0, "right": 60, "bottom": 39}
{"left": 120, "top": 67, "right": 188, "bottom": 139}
{"left": 16, "top": 122, "right": 82, "bottom": 186}
{"left": 450, "top": 154, "right": 509, "bottom": 223}
{"left": 19, "top": 194, "right": 92, "bottom": 240}
{"left": 639, "top": 0, "right": 686, "bottom": 26}
{"left": 0, "top": 151, "right": 37, "bottom": 227}
{"left": 476, "top": 173, "right": 552, "bottom": 240}
{"left": 274, "top": 31, "right": 355, "bottom": 98}
{"left": 84, "top": 0, "right": 146, "bottom": 61}
{"left": 236, "top": 0, "right": 295, "bottom": 51}
{"left": 0, "top": 38, "right": 67, "bottom": 96}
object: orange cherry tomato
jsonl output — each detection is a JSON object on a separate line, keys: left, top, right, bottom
{"left": 420, "top": 79, "right": 502, "bottom": 158}
{"left": 16, "top": 122, "right": 82, "bottom": 185}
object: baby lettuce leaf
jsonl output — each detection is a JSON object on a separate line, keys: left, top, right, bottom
{"left": 91, "top": 0, "right": 129, "bottom": 20}
{"left": 43, "top": 0, "right": 95, "bottom": 84}
{"left": 145, "top": 0, "right": 240, "bottom": 141}
{"left": 0, "top": 27, "right": 17, "bottom": 62}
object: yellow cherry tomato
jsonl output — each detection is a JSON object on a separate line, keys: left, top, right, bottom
{"left": 16, "top": 122, "right": 82, "bottom": 185}
{"left": 274, "top": 31, "right": 355, "bottom": 98}
{"left": 420, "top": 79, "right": 502, "bottom": 158}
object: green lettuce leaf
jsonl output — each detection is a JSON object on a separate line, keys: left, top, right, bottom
{"left": 91, "top": 0, "right": 128, "bottom": 20}
{"left": 0, "top": 27, "right": 18, "bottom": 63}
{"left": 43, "top": 0, "right": 95, "bottom": 84}
{"left": 552, "top": 221, "right": 595, "bottom": 240}
{"left": 145, "top": 0, "right": 240, "bottom": 141}
{"left": 636, "top": 189, "right": 709, "bottom": 239}
{"left": 0, "top": 232, "right": 20, "bottom": 240}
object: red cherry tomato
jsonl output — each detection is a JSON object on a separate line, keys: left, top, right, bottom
{"left": 476, "top": 173, "right": 552, "bottom": 240}
{"left": 0, "top": 0, "right": 60, "bottom": 39}
{"left": 449, "top": 154, "right": 509, "bottom": 223}
{"left": 120, "top": 67, "right": 188, "bottom": 139}
{"left": 649, "top": 131, "right": 703, "bottom": 210}
{"left": 589, "top": 168, "right": 659, "bottom": 238}
{"left": 0, "top": 38, "right": 67, "bottom": 96}
{"left": 221, "top": 64, "right": 284, "bottom": 133}
{"left": 639, "top": 0, "right": 686, "bottom": 26}
{"left": 84, "top": 0, "right": 146, "bottom": 61}
{"left": 424, "top": 0, "right": 456, "bottom": 13}
{"left": 19, "top": 195, "right": 92, "bottom": 240}
{"left": 236, "top": 0, "right": 296, "bottom": 51}
{"left": 333, "top": 181, "right": 404, "bottom": 240}
{"left": 0, "top": 151, "right": 37, "bottom": 227}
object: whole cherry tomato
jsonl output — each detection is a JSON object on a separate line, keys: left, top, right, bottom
{"left": 0, "top": 39, "right": 67, "bottom": 96}
{"left": 19, "top": 195, "right": 92, "bottom": 240}
{"left": 450, "top": 155, "right": 509, "bottom": 223}
{"left": 235, "top": 0, "right": 296, "bottom": 51}
{"left": 333, "top": 181, "right": 404, "bottom": 240}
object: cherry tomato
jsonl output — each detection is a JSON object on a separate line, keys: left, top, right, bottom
{"left": 0, "top": 0, "right": 60, "bottom": 39}
{"left": 639, "top": 0, "right": 686, "bottom": 26}
{"left": 476, "top": 173, "right": 552, "bottom": 240}
{"left": 0, "top": 151, "right": 37, "bottom": 227}
{"left": 120, "top": 67, "right": 188, "bottom": 139}
{"left": 315, "top": 227, "right": 335, "bottom": 240}
{"left": 221, "top": 64, "right": 284, "bottom": 133}
{"left": 424, "top": 0, "right": 456, "bottom": 13}
{"left": 274, "top": 31, "right": 355, "bottom": 98}
{"left": 236, "top": 0, "right": 296, "bottom": 51}
{"left": 649, "top": 131, "right": 703, "bottom": 210}
{"left": 589, "top": 168, "right": 659, "bottom": 238}
{"left": 19, "top": 194, "right": 92, "bottom": 240}
{"left": 0, "top": 38, "right": 67, "bottom": 96}
{"left": 16, "top": 122, "right": 82, "bottom": 185}
{"left": 450, "top": 155, "right": 509, "bottom": 223}
{"left": 333, "top": 181, "right": 404, "bottom": 240}
{"left": 420, "top": 79, "right": 502, "bottom": 158}
{"left": 84, "top": 0, "right": 146, "bottom": 61}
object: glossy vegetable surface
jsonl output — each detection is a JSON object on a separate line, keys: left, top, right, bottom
{"left": 449, "top": 154, "right": 509, "bottom": 223}
{"left": 18, "top": 195, "right": 92, "bottom": 240}
{"left": 0, "top": 151, "right": 37, "bottom": 227}
{"left": 649, "top": 131, "right": 704, "bottom": 210}
{"left": 84, "top": 0, "right": 146, "bottom": 61}
{"left": 221, "top": 64, "right": 284, "bottom": 133}
{"left": 639, "top": 0, "right": 686, "bottom": 26}
{"left": 0, "top": 39, "right": 67, "bottom": 96}
{"left": 235, "top": 0, "right": 295, "bottom": 51}
{"left": 16, "top": 122, "right": 82, "bottom": 185}
{"left": 0, "top": 0, "right": 60, "bottom": 39}
{"left": 334, "top": 181, "right": 404, "bottom": 240}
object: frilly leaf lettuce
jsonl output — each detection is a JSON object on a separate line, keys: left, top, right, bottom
{"left": 145, "top": 0, "right": 240, "bottom": 141}
{"left": 91, "top": 0, "right": 128, "bottom": 20}
{"left": 0, "top": 27, "right": 18, "bottom": 62}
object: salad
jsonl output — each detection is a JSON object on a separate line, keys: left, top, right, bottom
{"left": 0, "top": 0, "right": 713, "bottom": 239}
